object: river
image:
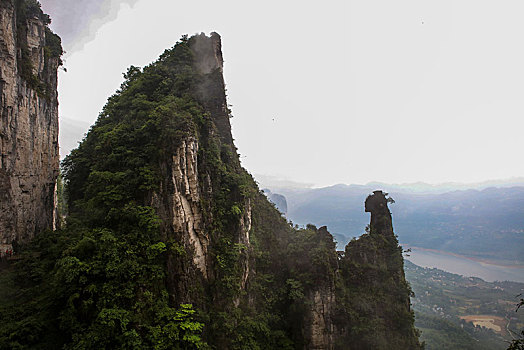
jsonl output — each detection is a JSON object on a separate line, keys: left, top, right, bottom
{"left": 405, "top": 247, "right": 524, "bottom": 283}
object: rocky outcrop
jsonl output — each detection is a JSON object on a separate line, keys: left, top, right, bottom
{"left": 307, "top": 285, "right": 336, "bottom": 350}
{"left": 336, "top": 190, "right": 423, "bottom": 349}
{"left": 290, "top": 225, "right": 337, "bottom": 350}
{"left": 365, "top": 190, "right": 394, "bottom": 236}
{"left": 0, "top": 0, "right": 61, "bottom": 245}
{"left": 168, "top": 138, "right": 208, "bottom": 276}
{"left": 307, "top": 288, "right": 335, "bottom": 350}
{"left": 306, "top": 226, "right": 336, "bottom": 349}
{"left": 191, "top": 32, "right": 233, "bottom": 145}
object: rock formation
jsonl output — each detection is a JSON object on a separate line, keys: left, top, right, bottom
{"left": 148, "top": 33, "right": 253, "bottom": 309}
{"left": 0, "top": 0, "right": 61, "bottom": 245}
{"left": 191, "top": 32, "right": 233, "bottom": 145}
{"left": 7, "top": 22, "right": 422, "bottom": 347}
{"left": 365, "top": 190, "right": 394, "bottom": 236}
{"left": 336, "top": 190, "right": 423, "bottom": 349}
{"left": 304, "top": 225, "right": 337, "bottom": 350}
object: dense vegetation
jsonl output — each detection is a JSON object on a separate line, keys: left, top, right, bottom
{"left": 0, "top": 35, "right": 218, "bottom": 349}
{"left": 335, "top": 219, "right": 422, "bottom": 349}
{"left": 0, "top": 30, "right": 422, "bottom": 349}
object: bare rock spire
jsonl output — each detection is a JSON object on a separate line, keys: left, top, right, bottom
{"left": 365, "top": 190, "right": 394, "bottom": 236}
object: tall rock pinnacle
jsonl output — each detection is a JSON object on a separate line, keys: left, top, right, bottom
{"left": 190, "top": 32, "right": 234, "bottom": 146}
{"left": 365, "top": 190, "right": 394, "bottom": 236}
{"left": 336, "top": 190, "right": 423, "bottom": 349}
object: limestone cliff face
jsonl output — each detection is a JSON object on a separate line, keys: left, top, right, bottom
{"left": 306, "top": 281, "right": 336, "bottom": 350}
{"left": 262, "top": 188, "right": 288, "bottom": 214}
{"left": 154, "top": 33, "right": 252, "bottom": 305}
{"left": 0, "top": 0, "right": 61, "bottom": 245}
{"left": 154, "top": 137, "right": 209, "bottom": 303}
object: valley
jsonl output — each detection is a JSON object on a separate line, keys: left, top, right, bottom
{"left": 405, "top": 260, "right": 524, "bottom": 349}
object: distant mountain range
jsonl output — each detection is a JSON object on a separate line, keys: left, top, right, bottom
{"left": 264, "top": 183, "right": 524, "bottom": 265}
{"left": 261, "top": 188, "right": 288, "bottom": 214}
{"left": 256, "top": 174, "right": 524, "bottom": 194}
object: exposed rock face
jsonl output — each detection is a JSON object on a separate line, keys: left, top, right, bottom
{"left": 306, "top": 226, "right": 336, "bottom": 350}
{"left": 155, "top": 33, "right": 253, "bottom": 305}
{"left": 168, "top": 139, "right": 208, "bottom": 276}
{"left": 0, "top": 0, "right": 60, "bottom": 245}
{"left": 155, "top": 136, "right": 210, "bottom": 304}
{"left": 308, "top": 287, "right": 335, "bottom": 349}
{"left": 237, "top": 198, "right": 251, "bottom": 291}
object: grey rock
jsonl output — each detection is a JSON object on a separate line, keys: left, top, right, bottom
{"left": 0, "top": 1, "right": 60, "bottom": 244}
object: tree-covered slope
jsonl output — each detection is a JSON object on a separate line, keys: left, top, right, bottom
{"left": 0, "top": 32, "right": 421, "bottom": 349}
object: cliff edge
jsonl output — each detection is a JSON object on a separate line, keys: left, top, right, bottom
{"left": 0, "top": 0, "right": 62, "bottom": 245}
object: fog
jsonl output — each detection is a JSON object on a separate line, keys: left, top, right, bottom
{"left": 40, "top": 0, "right": 524, "bottom": 187}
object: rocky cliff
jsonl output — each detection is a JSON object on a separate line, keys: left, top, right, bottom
{"left": 0, "top": 28, "right": 422, "bottom": 349}
{"left": 151, "top": 33, "right": 253, "bottom": 310}
{"left": 0, "top": 0, "right": 61, "bottom": 245}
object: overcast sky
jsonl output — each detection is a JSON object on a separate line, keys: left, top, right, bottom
{"left": 40, "top": 0, "right": 524, "bottom": 187}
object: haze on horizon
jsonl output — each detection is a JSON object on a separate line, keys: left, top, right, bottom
{"left": 40, "top": 0, "right": 524, "bottom": 188}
